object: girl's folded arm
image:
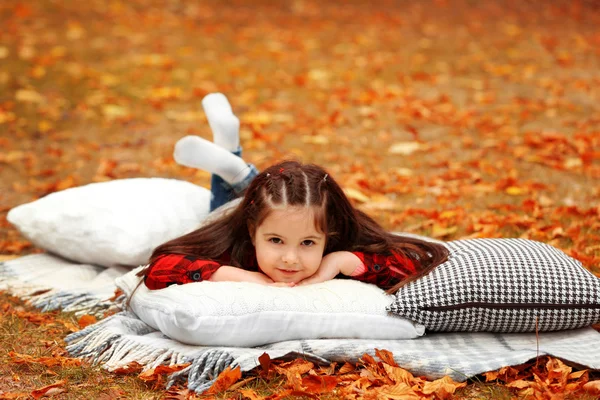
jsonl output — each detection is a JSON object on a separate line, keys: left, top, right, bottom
{"left": 209, "top": 266, "right": 274, "bottom": 285}
{"left": 145, "top": 254, "right": 274, "bottom": 289}
{"left": 144, "top": 254, "right": 223, "bottom": 290}
{"left": 349, "top": 250, "right": 417, "bottom": 289}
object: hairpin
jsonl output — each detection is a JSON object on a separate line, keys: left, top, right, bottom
{"left": 279, "top": 168, "right": 284, "bottom": 173}
{"left": 323, "top": 174, "right": 328, "bottom": 182}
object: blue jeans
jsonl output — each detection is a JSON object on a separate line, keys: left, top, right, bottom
{"left": 210, "top": 147, "right": 259, "bottom": 211}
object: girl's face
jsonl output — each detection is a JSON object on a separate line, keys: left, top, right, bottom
{"left": 252, "top": 206, "right": 326, "bottom": 283}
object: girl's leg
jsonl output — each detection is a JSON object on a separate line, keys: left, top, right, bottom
{"left": 203, "top": 93, "right": 260, "bottom": 210}
{"left": 174, "top": 136, "right": 259, "bottom": 211}
{"left": 202, "top": 93, "right": 245, "bottom": 211}
{"left": 209, "top": 147, "right": 258, "bottom": 210}
{"left": 174, "top": 93, "right": 259, "bottom": 211}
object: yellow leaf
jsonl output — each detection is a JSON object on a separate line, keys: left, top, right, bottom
{"left": 546, "top": 357, "right": 572, "bottom": 385}
{"left": 51, "top": 46, "right": 67, "bottom": 57}
{"left": 377, "top": 383, "right": 421, "bottom": 399}
{"left": 138, "top": 364, "right": 191, "bottom": 382}
{"left": 30, "top": 65, "right": 46, "bottom": 78}
{"left": 30, "top": 380, "right": 67, "bottom": 399}
{"left": 66, "top": 23, "right": 85, "bottom": 40}
{"left": 431, "top": 224, "right": 458, "bottom": 238}
{"left": 503, "top": 24, "right": 521, "bottom": 37}
{"left": 0, "top": 110, "right": 16, "bottom": 124}
{"left": 18, "top": 46, "right": 35, "bottom": 60}
{"left": 0, "top": 46, "right": 8, "bottom": 59}
{"left": 102, "top": 105, "right": 129, "bottom": 120}
{"left": 15, "top": 89, "right": 45, "bottom": 103}
{"left": 484, "top": 370, "right": 499, "bottom": 382}
{"left": 0, "top": 151, "right": 27, "bottom": 163}
{"left": 388, "top": 142, "right": 422, "bottom": 155}
{"left": 272, "top": 113, "right": 294, "bottom": 123}
{"left": 505, "top": 186, "right": 526, "bottom": 196}
{"left": 239, "top": 388, "right": 263, "bottom": 400}
{"left": 165, "top": 110, "right": 203, "bottom": 122}
{"left": 344, "top": 188, "right": 370, "bottom": 203}
{"left": 382, "top": 364, "right": 415, "bottom": 386}
{"left": 362, "top": 200, "right": 399, "bottom": 212}
{"left": 242, "top": 111, "right": 273, "bottom": 124}
{"left": 421, "top": 376, "right": 467, "bottom": 399}
{"left": 564, "top": 157, "right": 582, "bottom": 169}
{"left": 38, "top": 120, "right": 53, "bottom": 133}
{"left": 302, "top": 135, "right": 329, "bottom": 145}
{"left": 277, "top": 358, "right": 314, "bottom": 376}
{"left": 506, "top": 379, "right": 531, "bottom": 389}
{"left": 358, "top": 106, "right": 376, "bottom": 117}
{"left": 140, "top": 54, "right": 173, "bottom": 67}
{"left": 568, "top": 370, "right": 587, "bottom": 380}
{"left": 148, "top": 86, "right": 182, "bottom": 101}
{"left": 308, "top": 68, "right": 330, "bottom": 82}
{"left": 101, "top": 74, "right": 120, "bottom": 87}
{"left": 339, "top": 362, "right": 355, "bottom": 374}
{"left": 395, "top": 168, "right": 414, "bottom": 177}
{"left": 439, "top": 210, "right": 459, "bottom": 220}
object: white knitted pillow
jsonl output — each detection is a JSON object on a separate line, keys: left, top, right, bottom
{"left": 7, "top": 178, "right": 211, "bottom": 268}
{"left": 117, "top": 268, "right": 425, "bottom": 347}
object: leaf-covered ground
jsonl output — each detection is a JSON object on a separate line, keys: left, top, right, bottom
{"left": 1, "top": 0, "right": 600, "bottom": 398}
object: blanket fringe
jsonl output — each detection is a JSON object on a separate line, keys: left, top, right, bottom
{"left": 1, "top": 261, "right": 115, "bottom": 317}
{"left": 0, "top": 262, "right": 45, "bottom": 297}
{"left": 31, "top": 289, "right": 116, "bottom": 317}
{"left": 65, "top": 312, "right": 234, "bottom": 394}
{"left": 66, "top": 312, "right": 156, "bottom": 363}
{"left": 186, "top": 349, "right": 236, "bottom": 393}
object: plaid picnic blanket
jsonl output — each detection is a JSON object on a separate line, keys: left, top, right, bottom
{"left": 2, "top": 253, "right": 600, "bottom": 394}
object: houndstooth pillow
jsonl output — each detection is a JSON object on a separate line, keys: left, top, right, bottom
{"left": 388, "top": 238, "right": 600, "bottom": 332}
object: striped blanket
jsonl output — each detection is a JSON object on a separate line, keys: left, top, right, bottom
{"left": 2, "top": 253, "right": 600, "bottom": 394}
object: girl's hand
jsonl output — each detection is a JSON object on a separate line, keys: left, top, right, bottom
{"left": 209, "top": 266, "right": 274, "bottom": 285}
{"left": 297, "top": 251, "right": 361, "bottom": 286}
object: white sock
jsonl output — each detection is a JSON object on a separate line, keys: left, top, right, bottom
{"left": 202, "top": 93, "right": 232, "bottom": 114}
{"left": 173, "top": 136, "right": 249, "bottom": 185}
{"left": 202, "top": 93, "right": 240, "bottom": 152}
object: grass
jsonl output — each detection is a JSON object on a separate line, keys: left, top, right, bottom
{"left": 0, "top": 292, "right": 162, "bottom": 399}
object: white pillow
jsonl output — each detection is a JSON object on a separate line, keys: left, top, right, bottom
{"left": 117, "top": 267, "right": 425, "bottom": 347}
{"left": 7, "top": 178, "right": 211, "bottom": 268}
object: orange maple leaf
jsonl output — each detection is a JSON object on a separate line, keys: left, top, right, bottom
{"left": 30, "top": 380, "right": 67, "bottom": 399}
{"left": 77, "top": 314, "right": 97, "bottom": 329}
{"left": 421, "top": 376, "right": 467, "bottom": 399}
{"left": 204, "top": 366, "right": 242, "bottom": 394}
{"left": 301, "top": 375, "right": 338, "bottom": 394}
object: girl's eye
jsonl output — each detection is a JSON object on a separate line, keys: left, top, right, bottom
{"left": 302, "top": 240, "right": 315, "bottom": 246}
{"left": 269, "top": 238, "right": 282, "bottom": 244}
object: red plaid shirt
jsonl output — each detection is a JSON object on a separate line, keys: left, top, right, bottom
{"left": 145, "top": 250, "right": 416, "bottom": 290}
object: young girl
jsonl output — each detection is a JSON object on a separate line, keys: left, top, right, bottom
{"left": 136, "top": 95, "right": 449, "bottom": 292}
{"left": 140, "top": 159, "right": 449, "bottom": 291}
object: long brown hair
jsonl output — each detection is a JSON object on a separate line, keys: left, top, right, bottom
{"left": 134, "top": 160, "right": 448, "bottom": 294}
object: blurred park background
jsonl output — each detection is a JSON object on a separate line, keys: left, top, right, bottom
{"left": 1, "top": 0, "right": 599, "bottom": 269}
{"left": 1, "top": 1, "right": 600, "bottom": 398}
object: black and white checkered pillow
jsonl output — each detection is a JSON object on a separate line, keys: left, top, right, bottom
{"left": 388, "top": 238, "right": 600, "bottom": 332}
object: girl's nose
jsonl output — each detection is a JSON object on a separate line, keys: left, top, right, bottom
{"left": 282, "top": 248, "right": 299, "bottom": 264}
